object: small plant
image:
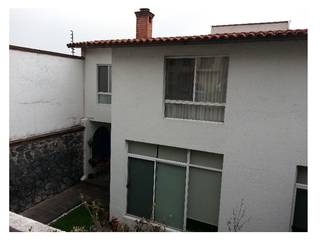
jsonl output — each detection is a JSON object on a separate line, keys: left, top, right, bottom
{"left": 73, "top": 194, "right": 166, "bottom": 232}
{"left": 110, "top": 217, "right": 119, "bottom": 231}
{"left": 71, "top": 226, "right": 87, "bottom": 232}
{"left": 80, "top": 194, "right": 109, "bottom": 231}
{"left": 227, "top": 198, "right": 251, "bottom": 232}
{"left": 110, "top": 217, "right": 130, "bottom": 232}
{"left": 133, "top": 218, "right": 165, "bottom": 232}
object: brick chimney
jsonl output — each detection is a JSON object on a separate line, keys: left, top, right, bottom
{"left": 135, "top": 8, "right": 154, "bottom": 39}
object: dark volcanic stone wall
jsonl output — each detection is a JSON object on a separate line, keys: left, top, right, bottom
{"left": 10, "top": 126, "right": 84, "bottom": 212}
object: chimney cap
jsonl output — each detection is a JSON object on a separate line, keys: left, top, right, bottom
{"left": 135, "top": 8, "right": 154, "bottom": 18}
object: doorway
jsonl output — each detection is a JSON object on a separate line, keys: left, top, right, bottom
{"left": 87, "top": 125, "right": 111, "bottom": 191}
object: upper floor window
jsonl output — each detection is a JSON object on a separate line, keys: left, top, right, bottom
{"left": 164, "top": 56, "right": 229, "bottom": 122}
{"left": 97, "top": 65, "right": 112, "bottom": 104}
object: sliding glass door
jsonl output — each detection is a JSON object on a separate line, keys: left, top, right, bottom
{"left": 154, "top": 163, "right": 186, "bottom": 229}
{"left": 126, "top": 141, "right": 223, "bottom": 231}
{"left": 127, "top": 157, "right": 154, "bottom": 219}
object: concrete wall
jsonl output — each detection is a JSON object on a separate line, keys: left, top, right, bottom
{"left": 84, "top": 48, "right": 112, "bottom": 123}
{"left": 109, "top": 40, "right": 307, "bottom": 231}
{"left": 9, "top": 48, "right": 85, "bottom": 212}
{"left": 211, "top": 22, "right": 289, "bottom": 34}
{"left": 10, "top": 212, "right": 62, "bottom": 232}
{"left": 10, "top": 49, "right": 84, "bottom": 140}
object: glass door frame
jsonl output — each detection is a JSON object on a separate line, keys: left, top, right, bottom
{"left": 126, "top": 148, "right": 223, "bottom": 231}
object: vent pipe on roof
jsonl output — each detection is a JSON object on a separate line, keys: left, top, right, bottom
{"left": 135, "top": 8, "right": 154, "bottom": 39}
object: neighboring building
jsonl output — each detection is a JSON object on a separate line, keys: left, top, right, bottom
{"left": 10, "top": 8, "right": 307, "bottom": 232}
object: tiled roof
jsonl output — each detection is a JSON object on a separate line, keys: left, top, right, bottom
{"left": 67, "top": 29, "right": 307, "bottom": 48}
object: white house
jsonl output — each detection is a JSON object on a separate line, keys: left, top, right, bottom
{"left": 10, "top": 8, "right": 307, "bottom": 232}
{"left": 68, "top": 8, "right": 307, "bottom": 232}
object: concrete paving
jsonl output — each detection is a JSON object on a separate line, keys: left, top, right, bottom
{"left": 20, "top": 181, "right": 109, "bottom": 225}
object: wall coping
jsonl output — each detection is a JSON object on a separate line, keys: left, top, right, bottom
{"left": 9, "top": 45, "right": 84, "bottom": 60}
{"left": 9, "top": 212, "right": 62, "bottom": 232}
{"left": 10, "top": 125, "right": 85, "bottom": 146}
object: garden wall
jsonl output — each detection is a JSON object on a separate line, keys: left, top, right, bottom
{"left": 9, "top": 45, "right": 85, "bottom": 212}
{"left": 10, "top": 126, "right": 84, "bottom": 212}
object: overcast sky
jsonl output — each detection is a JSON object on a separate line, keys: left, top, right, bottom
{"left": 9, "top": 0, "right": 309, "bottom": 56}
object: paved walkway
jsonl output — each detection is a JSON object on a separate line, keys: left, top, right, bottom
{"left": 20, "top": 181, "right": 109, "bottom": 224}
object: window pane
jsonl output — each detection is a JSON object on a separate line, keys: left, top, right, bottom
{"left": 187, "top": 167, "right": 222, "bottom": 228}
{"left": 186, "top": 218, "right": 217, "bottom": 232}
{"left": 98, "top": 94, "right": 111, "bottom": 104}
{"left": 158, "top": 145, "right": 187, "bottom": 162}
{"left": 127, "top": 158, "right": 154, "bottom": 219}
{"left": 292, "top": 189, "right": 307, "bottom": 232}
{"left": 297, "top": 166, "right": 307, "bottom": 185}
{"left": 165, "top": 103, "right": 225, "bottom": 122}
{"left": 165, "top": 58, "right": 195, "bottom": 101}
{"left": 154, "top": 163, "right": 186, "bottom": 230}
{"left": 108, "top": 66, "right": 112, "bottom": 92}
{"left": 195, "top": 57, "right": 229, "bottom": 103}
{"left": 128, "top": 141, "right": 157, "bottom": 157}
{"left": 190, "top": 151, "right": 223, "bottom": 169}
{"left": 98, "top": 66, "right": 109, "bottom": 92}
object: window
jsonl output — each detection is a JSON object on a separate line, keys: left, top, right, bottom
{"left": 126, "top": 141, "right": 223, "bottom": 231}
{"left": 291, "top": 166, "right": 307, "bottom": 232}
{"left": 164, "top": 56, "right": 229, "bottom": 122}
{"left": 97, "top": 65, "right": 112, "bottom": 104}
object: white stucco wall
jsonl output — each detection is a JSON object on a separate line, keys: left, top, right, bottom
{"left": 109, "top": 40, "right": 307, "bottom": 231}
{"left": 211, "top": 22, "right": 289, "bottom": 34}
{"left": 84, "top": 48, "right": 112, "bottom": 123}
{"left": 10, "top": 49, "right": 84, "bottom": 140}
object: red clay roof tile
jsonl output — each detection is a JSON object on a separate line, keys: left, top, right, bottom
{"left": 67, "top": 29, "right": 307, "bottom": 48}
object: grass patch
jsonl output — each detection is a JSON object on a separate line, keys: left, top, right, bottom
{"left": 50, "top": 205, "right": 94, "bottom": 231}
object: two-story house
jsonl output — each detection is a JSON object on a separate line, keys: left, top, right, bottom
{"left": 67, "top": 8, "right": 307, "bottom": 232}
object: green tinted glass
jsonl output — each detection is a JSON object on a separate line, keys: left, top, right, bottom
{"left": 128, "top": 141, "right": 157, "bottom": 157}
{"left": 187, "top": 167, "right": 222, "bottom": 227}
{"left": 154, "top": 163, "right": 186, "bottom": 230}
{"left": 127, "top": 158, "right": 154, "bottom": 219}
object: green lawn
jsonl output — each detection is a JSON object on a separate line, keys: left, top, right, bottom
{"left": 50, "top": 205, "right": 94, "bottom": 231}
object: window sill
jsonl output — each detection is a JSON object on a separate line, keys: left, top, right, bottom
{"left": 164, "top": 117, "right": 225, "bottom": 125}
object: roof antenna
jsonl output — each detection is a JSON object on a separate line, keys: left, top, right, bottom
{"left": 70, "top": 30, "right": 75, "bottom": 55}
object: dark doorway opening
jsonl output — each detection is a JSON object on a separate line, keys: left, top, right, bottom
{"left": 292, "top": 189, "right": 307, "bottom": 232}
{"left": 91, "top": 126, "right": 110, "bottom": 168}
{"left": 87, "top": 125, "right": 111, "bottom": 203}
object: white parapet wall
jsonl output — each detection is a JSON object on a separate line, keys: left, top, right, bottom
{"left": 211, "top": 21, "right": 289, "bottom": 34}
{"left": 9, "top": 46, "right": 84, "bottom": 140}
{"left": 9, "top": 212, "right": 62, "bottom": 232}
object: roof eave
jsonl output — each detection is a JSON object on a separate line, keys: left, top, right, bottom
{"left": 67, "top": 29, "right": 307, "bottom": 49}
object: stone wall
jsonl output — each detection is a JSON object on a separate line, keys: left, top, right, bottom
{"left": 10, "top": 126, "right": 84, "bottom": 213}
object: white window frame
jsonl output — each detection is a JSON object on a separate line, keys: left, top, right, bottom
{"left": 97, "top": 64, "right": 112, "bottom": 104}
{"left": 163, "top": 55, "right": 229, "bottom": 122}
{"left": 126, "top": 145, "right": 223, "bottom": 231}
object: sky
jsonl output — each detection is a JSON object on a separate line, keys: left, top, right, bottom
{"left": 9, "top": 0, "right": 309, "bottom": 56}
